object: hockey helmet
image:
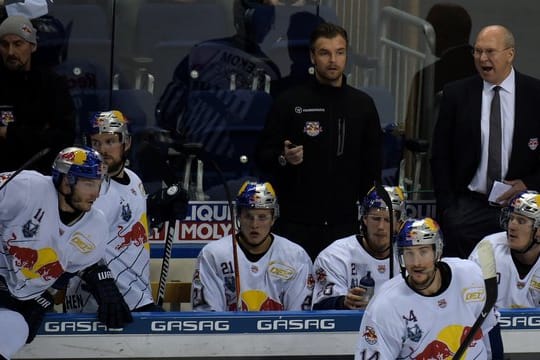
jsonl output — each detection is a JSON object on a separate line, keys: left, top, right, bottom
{"left": 395, "top": 217, "right": 444, "bottom": 263}
{"left": 360, "top": 185, "right": 407, "bottom": 221}
{"left": 87, "top": 110, "right": 130, "bottom": 143}
{"left": 236, "top": 181, "right": 279, "bottom": 218}
{"left": 52, "top": 146, "right": 106, "bottom": 186}
{"left": 500, "top": 191, "right": 540, "bottom": 230}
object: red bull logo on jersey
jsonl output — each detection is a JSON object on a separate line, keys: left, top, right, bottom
{"left": 6, "top": 234, "right": 64, "bottom": 281}
{"left": 116, "top": 221, "right": 148, "bottom": 250}
{"left": 241, "top": 290, "right": 283, "bottom": 311}
{"left": 414, "top": 325, "right": 483, "bottom": 359}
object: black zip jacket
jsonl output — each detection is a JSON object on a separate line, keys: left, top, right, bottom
{"left": 256, "top": 76, "right": 382, "bottom": 225}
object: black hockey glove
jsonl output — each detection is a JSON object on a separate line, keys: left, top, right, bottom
{"left": 21, "top": 291, "right": 54, "bottom": 344}
{"left": 147, "top": 183, "right": 189, "bottom": 228}
{"left": 80, "top": 264, "right": 133, "bottom": 328}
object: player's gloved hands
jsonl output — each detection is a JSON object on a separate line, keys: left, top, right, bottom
{"left": 147, "top": 184, "right": 189, "bottom": 228}
{"left": 80, "top": 264, "right": 133, "bottom": 328}
{"left": 22, "top": 291, "right": 54, "bottom": 343}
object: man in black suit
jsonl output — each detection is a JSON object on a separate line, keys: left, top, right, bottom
{"left": 431, "top": 25, "right": 540, "bottom": 258}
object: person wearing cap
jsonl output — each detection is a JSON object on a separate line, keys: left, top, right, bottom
{"left": 0, "top": 15, "right": 75, "bottom": 174}
{"left": 191, "top": 181, "right": 314, "bottom": 311}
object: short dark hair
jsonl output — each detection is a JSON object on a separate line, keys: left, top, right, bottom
{"left": 309, "top": 22, "right": 348, "bottom": 51}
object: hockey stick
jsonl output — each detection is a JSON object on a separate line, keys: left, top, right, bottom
{"left": 452, "top": 240, "right": 497, "bottom": 359}
{"left": 0, "top": 147, "right": 50, "bottom": 192}
{"left": 374, "top": 181, "right": 394, "bottom": 279}
{"left": 155, "top": 185, "right": 180, "bottom": 306}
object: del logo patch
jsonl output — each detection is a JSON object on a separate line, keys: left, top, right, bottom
{"left": 303, "top": 121, "right": 323, "bottom": 137}
{"left": 528, "top": 138, "right": 538, "bottom": 151}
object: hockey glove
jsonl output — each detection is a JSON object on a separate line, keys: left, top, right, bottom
{"left": 80, "top": 264, "right": 133, "bottom": 328}
{"left": 147, "top": 183, "right": 189, "bottom": 229}
{"left": 21, "top": 291, "right": 54, "bottom": 343}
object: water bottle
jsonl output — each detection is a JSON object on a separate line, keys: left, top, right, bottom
{"left": 359, "top": 271, "right": 375, "bottom": 303}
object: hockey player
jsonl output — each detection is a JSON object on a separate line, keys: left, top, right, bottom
{"left": 355, "top": 217, "right": 497, "bottom": 360}
{"left": 312, "top": 186, "right": 405, "bottom": 310}
{"left": 64, "top": 110, "right": 161, "bottom": 313}
{"left": 191, "top": 181, "right": 313, "bottom": 311}
{"left": 466, "top": 191, "right": 540, "bottom": 359}
{"left": 470, "top": 190, "right": 540, "bottom": 307}
{"left": 0, "top": 147, "right": 132, "bottom": 360}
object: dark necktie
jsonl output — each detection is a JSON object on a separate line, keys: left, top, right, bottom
{"left": 486, "top": 86, "right": 501, "bottom": 191}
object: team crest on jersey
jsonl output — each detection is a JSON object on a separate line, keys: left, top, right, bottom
{"left": 406, "top": 323, "right": 422, "bottom": 342}
{"left": 517, "top": 281, "right": 526, "bottom": 289}
{"left": 315, "top": 267, "right": 327, "bottom": 284}
{"left": 69, "top": 232, "right": 96, "bottom": 253}
{"left": 22, "top": 208, "right": 45, "bottom": 237}
{"left": 120, "top": 201, "right": 132, "bottom": 222}
{"left": 529, "top": 137, "right": 539, "bottom": 150}
{"left": 250, "top": 265, "right": 259, "bottom": 273}
{"left": 303, "top": 121, "right": 323, "bottom": 137}
{"left": 268, "top": 261, "right": 295, "bottom": 280}
{"left": 377, "top": 264, "right": 386, "bottom": 273}
{"left": 362, "top": 326, "right": 378, "bottom": 345}
{"left": 307, "top": 273, "right": 315, "bottom": 290}
{"left": 438, "top": 299, "right": 447, "bottom": 308}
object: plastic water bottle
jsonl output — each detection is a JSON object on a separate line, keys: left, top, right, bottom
{"left": 359, "top": 271, "right": 375, "bottom": 303}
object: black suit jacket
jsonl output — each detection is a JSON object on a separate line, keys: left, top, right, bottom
{"left": 431, "top": 71, "right": 540, "bottom": 210}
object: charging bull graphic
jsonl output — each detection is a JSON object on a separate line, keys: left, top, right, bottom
{"left": 414, "top": 325, "right": 483, "bottom": 359}
{"left": 116, "top": 221, "right": 148, "bottom": 250}
{"left": 6, "top": 233, "right": 64, "bottom": 281}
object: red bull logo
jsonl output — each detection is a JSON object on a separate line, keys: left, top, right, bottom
{"left": 7, "top": 235, "right": 38, "bottom": 268}
{"left": 7, "top": 233, "right": 64, "bottom": 281}
{"left": 239, "top": 290, "right": 284, "bottom": 311}
{"left": 60, "top": 148, "right": 87, "bottom": 164}
{"left": 116, "top": 221, "right": 148, "bottom": 250}
{"left": 415, "top": 325, "right": 484, "bottom": 359}
{"left": 415, "top": 339, "right": 454, "bottom": 359}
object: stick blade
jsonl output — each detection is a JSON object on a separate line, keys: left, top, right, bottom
{"left": 476, "top": 240, "right": 496, "bottom": 280}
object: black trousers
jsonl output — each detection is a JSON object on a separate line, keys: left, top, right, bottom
{"left": 439, "top": 191, "right": 502, "bottom": 258}
{"left": 273, "top": 218, "right": 359, "bottom": 261}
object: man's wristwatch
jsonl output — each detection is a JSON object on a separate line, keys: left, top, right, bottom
{"left": 278, "top": 154, "right": 287, "bottom": 167}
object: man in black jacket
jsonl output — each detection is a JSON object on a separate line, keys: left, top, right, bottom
{"left": 431, "top": 25, "right": 540, "bottom": 258}
{"left": 0, "top": 15, "right": 75, "bottom": 174}
{"left": 256, "top": 22, "right": 382, "bottom": 260}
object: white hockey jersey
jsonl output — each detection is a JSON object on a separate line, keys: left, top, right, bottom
{"left": 312, "top": 235, "right": 401, "bottom": 308}
{"left": 355, "top": 258, "right": 497, "bottom": 360}
{"left": 191, "top": 234, "right": 314, "bottom": 311}
{"left": 65, "top": 168, "right": 153, "bottom": 312}
{"left": 0, "top": 171, "right": 108, "bottom": 300}
{"left": 470, "top": 232, "right": 540, "bottom": 308}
